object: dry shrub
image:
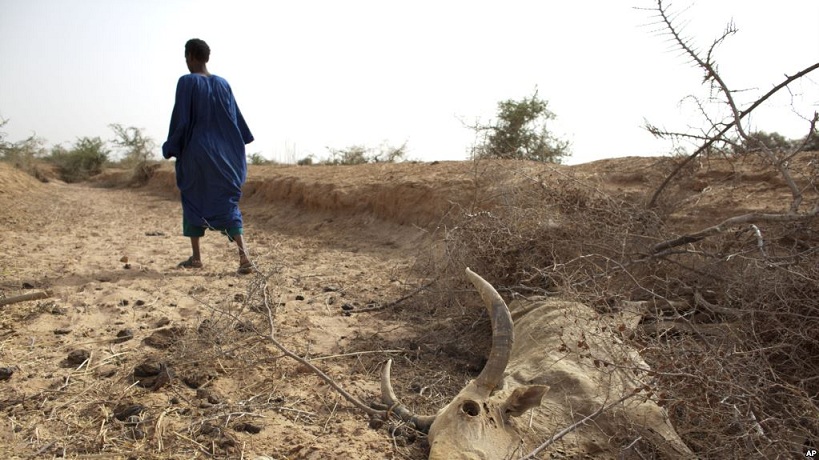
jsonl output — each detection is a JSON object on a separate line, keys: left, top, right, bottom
{"left": 89, "top": 162, "right": 162, "bottom": 188}
{"left": 641, "top": 220, "right": 819, "bottom": 458}
{"left": 426, "top": 156, "right": 819, "bottom": 458}
{"left": 128, "top": 161, "right": 162, "bottom": 186}
{"left": 428, "top": 159, "right": 662, "bottom": 303}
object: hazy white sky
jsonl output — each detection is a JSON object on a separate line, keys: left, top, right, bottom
{"left": 1, "top": 1, "right": 817, "bottom": 165}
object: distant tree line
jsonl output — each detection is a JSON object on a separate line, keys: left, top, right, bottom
{"left": 0, "top": 119, "right": 158, "bottom": 183}
{"left": 2, "top": 88, "right": 576, "bottom": 184}
{"left": 730, "top": 130, "right": 819, "bottom": 154}
{"left": 288, "top": 91, "right": 573, "bottom": 166}
{"left": 11, "top": 92, "right": 810, "bottom": 181}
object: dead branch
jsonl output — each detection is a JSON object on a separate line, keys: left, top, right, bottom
{"left": 693, "top": 291, "right": 744, "bottom": 319}
{"left": 620, "top": 299, "right": 691, "bottom": 316}
{"left": 255, "top": 276, "right": 386, "bottom": 418}
{"left": 0, "top": 289, "right": 52, "bottom": 307}
{"left": 647, "top": 60, "right": 819, "bottom": 208}
{"left": 197, "top": 267, "right": 393, "bottom": 422}
{"left": 636, "top": 321, "right": 734, "bottom": 338}
{"left": 520, "top": 391, "right": 640, "bottom": 460}
{"left": 260, "top": 326, "right": 385, "bottom": 418}
{"left": 645, "top": 0, "right": 819, "bottom": 210}
{"left": 651, "top": 210, "right": 819, "bottom": 254}
{"left": 347, "top": 280, "right": 434, "bottom": 313}
{"left": 769, "top": 112, "right": 819, "bottom": 213}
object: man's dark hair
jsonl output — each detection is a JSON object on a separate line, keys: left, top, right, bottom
{"left": 185, "top": 38, "right": 210, "bottom": 62}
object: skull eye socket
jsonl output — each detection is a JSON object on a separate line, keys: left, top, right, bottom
{"left": 461, "top": 400, "right": 481, "bottom": 417}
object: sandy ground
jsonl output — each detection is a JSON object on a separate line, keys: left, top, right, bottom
{"left": 0, "top": 161, "right": 442, "bottom": 459}
{"left": 0, "top": 154, "right": 815, "bottom": 459}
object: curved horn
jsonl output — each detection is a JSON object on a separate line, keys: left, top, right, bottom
{"left": 465, "top": 267, "right": 513, "bottom": 393}
{"left": 380, "top": 359, "right": 436, "bottom": 432}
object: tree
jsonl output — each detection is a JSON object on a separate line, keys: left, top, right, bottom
{"left": 803, "top": 129, "right": 819, "bottom": 151}
{"left": 0, "top": 117, "right": 8, "bottom": 152}
{"left": 731, "top": 131, "right": 793, "bottom": 155}
{"left": 109, "top": 124, "right": 156, "bottom": 166}
{"left": 645, "top": 0, "right": 819, "bottom": 208}
{"left": 370, "top": 141, "right": 407, "bottom": 163}
{"left": 323, "top": 142, "right": 408, "bottom": 165}
{"left": 326, "top": 145, "right": 369, "bottom": 165}
{"left": 0, "top": 117, "right": 50, "bottom": 180}
{"left": 0, "top": 132, "right": 46, "bottom": 166}
{"left": 471, "top": 90, "right": 570, "bottom": 163}
{"left": 51, "top": 136, "right": 109, "bottom": 182}
{"left": 248, "top": 152, "right": 271, "bottom": 165}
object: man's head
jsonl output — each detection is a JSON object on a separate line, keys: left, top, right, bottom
{"left": 185, "top": 38, "right": 210, "bottom": 70}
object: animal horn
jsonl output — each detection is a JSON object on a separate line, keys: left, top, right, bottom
{"left": 380, "top": 359, "right": 436, "bottom": 432}
{"left": 465, "top": 267, "right": 513, "bottom": 393}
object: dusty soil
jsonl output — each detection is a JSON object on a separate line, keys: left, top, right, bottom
{"left": 0, "top": 155, "right": 815, "bottom": 459}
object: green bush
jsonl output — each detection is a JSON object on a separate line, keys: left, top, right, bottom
{"left": 51, "top": 137, "right": 109, "bottom": 182}
{"left": 732, "top": 131, "right": 794, "bottom": 154}
{"left": 798, "top": 130, "right": 819, "bottom": 151}
{"left": 248, "top": 152, "right": 271, "bottom": 165}
{"left": 1, "top": 135, "right": 47, "bottom": 172}
{"left": 323, "top": 142, "right": 407, "bottom": 165}
{"left": 0, "top": 118, "right": 51, "bottom": 181}
{"left": 471, "top": 90, "right": 570, "bottom": 163}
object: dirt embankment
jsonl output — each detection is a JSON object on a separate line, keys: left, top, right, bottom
{"left": 0, "top": 162, "right": 41, "bottom": 193}
{"left": 143, "top": 161, "right": 482, "bottom": 229}
{"left": 114, "top": 154, "right": 816, "bottom": 236}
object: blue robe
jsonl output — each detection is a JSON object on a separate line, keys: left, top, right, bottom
{"left": 162, "top": 74, "right": 254, "bottom": 230}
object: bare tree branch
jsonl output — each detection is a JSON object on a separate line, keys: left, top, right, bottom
{"left": 255, "top": 277, "right": 386, "bottom": 418}
{"left": 0, "top": 290, "right": 52, "bottom": 307}
{"left": 645, "top": 1, "right": 819, "bottom": 208}
{"left": 651, "top": 209, "right": 819, "bottom": 254}
{"left": 648, "top": 60, "right": 819, "bottom": 208}
{"left": 520, "top": 391, "right": 640, "bottom": 460}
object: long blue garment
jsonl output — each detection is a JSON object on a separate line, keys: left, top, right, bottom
{"left": 162, "top": 74, "right": 254, "bottom": 230}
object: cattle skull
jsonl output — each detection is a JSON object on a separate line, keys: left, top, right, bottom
{"left": 380, "top": 268, "right": 694, "bottom": 459}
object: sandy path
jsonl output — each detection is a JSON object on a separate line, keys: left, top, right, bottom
{"left": 0, "top": 179, "right": 430, "bottom": 459}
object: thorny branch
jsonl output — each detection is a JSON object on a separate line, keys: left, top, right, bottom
{"left": 647, "top": 61, "right": 819, "bottom": 208}
{"left": 214, "top": 267, "right": 399, "bottom": 421}
{"left": 639, "top": 0, "right": 819, "bottom": 268}
{"left": 520, "top": 391, "right": 640, "bottom": 460}
{"left": 645, "top": 2, "right": 819, "bottom": 208}
{"left": 347, "top": 280, "right": 434, "bottom": 313}
{"left": 651, "top": 209, "right": 819, "bottom": 254}
{"left": 253, "top": 275, "right": 387, "bottom": 418}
